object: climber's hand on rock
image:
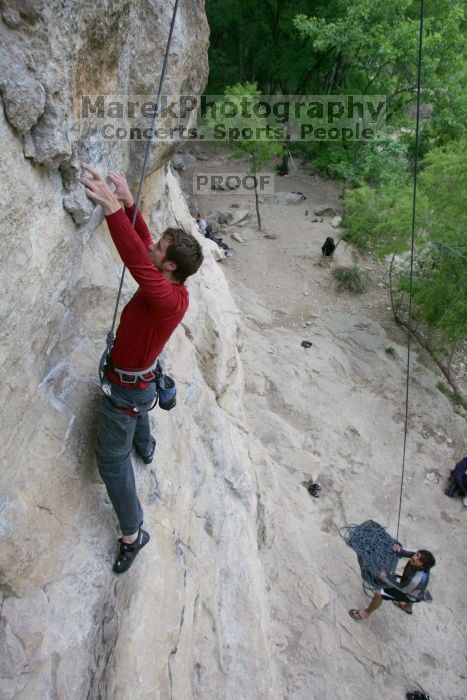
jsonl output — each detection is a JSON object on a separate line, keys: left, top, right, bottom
{"left": 81, "top": 163, "right": 105, "bottom": 182}
{"left": 80, "top": 164, "right": 120, "bottom": 216}
{"left": 107, "top": 171, "right": 134, "bottom": 208}
{"left": 391, "top": 544, "right": 401, "bottom": 553}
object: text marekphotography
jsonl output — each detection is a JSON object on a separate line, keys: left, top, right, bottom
{"left": 79, "top": 94, "right": 386, "bottom": 142}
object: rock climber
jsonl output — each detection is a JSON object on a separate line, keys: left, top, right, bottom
{"left": 349, "top": 544, "right": 435, "bottom": 620}
{"left": 81, "top": 164, "right": 203, "bottom": 573}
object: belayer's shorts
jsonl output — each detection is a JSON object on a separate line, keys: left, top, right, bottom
{"left": 381, "top": 587, "right": 416, "bottom": 604}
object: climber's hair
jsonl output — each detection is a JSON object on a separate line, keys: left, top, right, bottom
{"left": 162, "top": 227, "right": 204, "bottom": 283}
{"left": 417, "top": 550, "right": 435, "bottom": 571}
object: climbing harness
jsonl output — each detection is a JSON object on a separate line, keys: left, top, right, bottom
{"left": 99, "top": 0, "right": 180, "bottom": 388}
{"left": 341, "top": 1, "right": 425, "bottom": 586}
{"left": 101, "top": 358, "right": 177, "bottom": 413}
{"left": 106, "top": 355, "right": 161, "bottom": 385}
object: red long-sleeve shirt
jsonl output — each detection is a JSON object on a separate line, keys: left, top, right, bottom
{"left": 105, "top": 205, "right": 189, "bottom": 379}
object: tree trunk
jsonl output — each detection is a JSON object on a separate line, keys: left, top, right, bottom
{"left": 389, "top": 254, "right": 465, "bottom": 408}
{"left": 389, "top": 285, "right": 466, "bottom": 410}
{"left": 254, "top": 175, "right": 262, "bottom": 231}
{"left": 389, "top": 253, "right": 398, "bottom": 323}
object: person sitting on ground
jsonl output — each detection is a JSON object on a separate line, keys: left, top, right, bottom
{"left": 349, "top": 544, "right": 435, "bottom": 620}
{"left": 195, "top": 213, "right": 207, "bottom": 234}
{"left": 446, "top": 456, "right": 467, "bottom": 506}
{"left": 195, "top": 214, "right": 232, "bottom": 257}
{"left": 81, "top": 165, "right": 203, "bottom": 574}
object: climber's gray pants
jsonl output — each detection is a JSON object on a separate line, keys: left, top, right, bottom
{"left": 95, "top": 381, "right": 157, "bottom": 535}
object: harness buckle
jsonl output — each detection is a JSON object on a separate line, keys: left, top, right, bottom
{"left": 118, "top": 372, "right": 138, "bottom": 384}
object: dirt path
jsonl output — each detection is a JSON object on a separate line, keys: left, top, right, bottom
{"left": 179, "top": 145, "right": 466, "bottom": 700}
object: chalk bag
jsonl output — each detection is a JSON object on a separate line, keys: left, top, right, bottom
{"left": 158, "top": 374, "right": 177, "bottom": 410}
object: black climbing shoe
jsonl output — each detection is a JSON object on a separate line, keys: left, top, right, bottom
{"left": 307, "top": 483, "right": 322, "bottom": 498}
{"left": 406, "top": 693, "right": 432, "bottom": 700}
{"left": 136, "top": 436, "right": 156, "bottom": 464}
{"left": 113, "top": 527, "right": 150, "bottom": 574}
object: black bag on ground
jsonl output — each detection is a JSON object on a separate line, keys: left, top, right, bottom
{"left": 322, "top": 237, "right": 336, "bottom": 256}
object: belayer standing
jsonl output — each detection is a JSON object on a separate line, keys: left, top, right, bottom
{"left": 349, "top": 544, "right": 435, "bottom": 620}
{"left": 81, "top": 165, "right": 203, "bottom": 573}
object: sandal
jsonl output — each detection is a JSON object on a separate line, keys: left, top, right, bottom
{"left": 393, "top": 601, "right": 412, "bottom": 615}
{"left": 113, "top": 526, "right": 150, "bottom": 574}
{"left": 349, "top": 609, "right": 367, "bottom": 621}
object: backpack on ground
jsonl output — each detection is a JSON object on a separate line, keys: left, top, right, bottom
{"left": 322, "top": 237, "right": 336, "bottom": 257}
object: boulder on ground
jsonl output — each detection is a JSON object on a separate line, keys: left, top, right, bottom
{"left": 228, "top": 208, "right": 250, "bottom": 226}
{"left": 171, "top": 154, "right": 185, "bottom": 171}
{"left": 315, "top": 203, "right": 339, "bottom": 216}
{"left": 259, "top": 192, "right": 306, "bottom": 205}
{"left": 205, "top": 215, "right": 221, "bottom": 233}
{"left": 331, "top": 215, "right": 342, "bottom": 228}
{"left": 189, "top": 146, "right": 209, "bottom": 160}
{"left": 207, "top": 210, "right": 233, "bottom": 225}
{"left": 231, "top": 231, "right": 245, "bottom": 243}
{"left": 211, "top": 181, "right": 240, "bottom": 191}
{"left": 171, "top": 152, "right": 197, "bottom": 171}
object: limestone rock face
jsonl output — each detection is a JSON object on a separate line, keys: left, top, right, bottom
{"left": 0, "top": 3, "right": 243, "bottom": 698}
{"left": 0, "top": 0, "right": 209, "bottom": 202}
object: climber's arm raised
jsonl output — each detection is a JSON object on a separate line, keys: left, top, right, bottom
{"left": 104, "top": 169, "right": 153, "bottom": 251}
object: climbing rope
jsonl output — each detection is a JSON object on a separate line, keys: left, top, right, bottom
{"left": 340, "top": 521, "right": 400, "bottom": 591}
{"left": 99, "top": 0, "right": 180, "bottom": 381}
{"left": 396, "top": 0, "right": 424, "bottom": 541}
{"left": 341, "top": 2, "right": 426, "bottom": 590}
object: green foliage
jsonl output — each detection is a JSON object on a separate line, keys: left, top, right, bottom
{"left": 343, "top": 140, "right": 467, "bottom": 347}
{"left": 202, "top": 82, "right": 283, "bottom": 168}
{"left": 332, "top": 265, "right": 367, "bottom": 293}
{"left": 302, "top": 136, "right": 410, "bottom": 186}
{"left": 205, "top": 0, "right": 324, "bottom": 94}
{"left": 207, "top": 0, "right": 465, "bottom": 106}
{"left": 293, "top": 1, "right": 465, "bottom": 117}
{"left": 206, "top": 0, "right": 466, "bottom": 182}
{"left": 343, "top": 183, "right": 418, "bottom": 255}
